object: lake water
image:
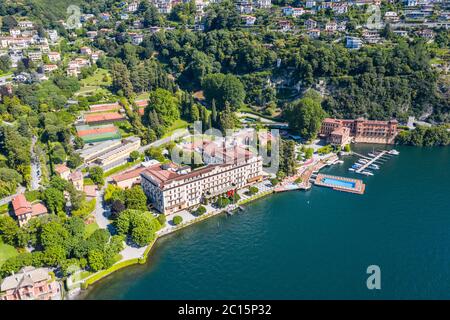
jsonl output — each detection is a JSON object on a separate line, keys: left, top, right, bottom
{"left": 83, "top": 145, "right": 450, "bottom": 299}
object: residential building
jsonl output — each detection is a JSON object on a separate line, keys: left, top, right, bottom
{"left": 141, "top": 146, "right": 263, "bottom": 214}
{"left": 278, "top": 20, "right": 292, "bottom": 31}
{"left": 320, "top": 118, "right": 398, "bottom": 145}
{"left": 9, "top": 29, "right": 21, "bottom": 38}
{"left": 131, "top": 33, "right": 144, "bottom": 45}
{"left": 307, "top": 29, "right": 321, "bottom": 38}
{"left": 242, "top": 15, "right": 257, "bottom": 26}
{"left": 47, "top": 30, "right": 59, "bottom": 43}
{"left": 325, "top": 21, "right": 338, "bottom": 32}
{"left": 256, "top": 0, "right": 271, "bottom": 8}
{"left": 48, "top": 51, "right": 61, "bottom": 62}
{"left": 362, "top": 29, "right": 382, "bottom": 44}
{"left": 111, "top": 166, "right": 148, "bottom": 189}
{"left": 84, "top": 185, "right": 97, "bottom": 200}
{"left": 127, "top": 1, "right": 139, "bottom": 12}
{"left": 416, "top": 29, "right": 435, "bottom": 40}
{"left": 305, "top": 19, "right": 317, "bottom": 30}
{"left": 305, "top": 1, "right": 316, "bottom": 8}
{"left": 86, "top": 31, "right": 98, "bottom": 39}
{"left": 80, "top": 46, "right": 92, "bottom": 56}
{"left": 70, "top": 171, "right": 84, "bottom": 192}
{"left": 384, "top": 11, "right": 400, "bottom": 23}
{"left": 55, "top": 164, "right": 71, "bottom": 180}
{"left": 27, "top": 51, "right": 42, "bottom": 62}
{"left": 12, "top": 194, "right": 48, "bottom": 227}
{"left": 18, "top": 21, "right": 34, "bottom": 29}
{"left": 43, "top": 64, "right": 58, "bottom": 73}
{"left": 1, "top": 267, "right": 61, "bottom": 300}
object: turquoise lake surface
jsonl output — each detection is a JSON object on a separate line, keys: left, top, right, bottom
{"left": 83, "top": 145, "right": 450, "bottom": 299}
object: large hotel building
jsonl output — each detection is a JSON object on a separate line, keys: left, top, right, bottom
{"left": 320, "top": 118, "right": 398, "bottom": 146}
{"left": 140, "top": 144, "right": 263, "bottom": 215}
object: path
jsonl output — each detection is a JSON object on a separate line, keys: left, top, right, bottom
{"left": 0, "top": 186, "right": 26, "bottom": 206}
{"left": 30, "top": 136, "right": 42, "bottom": 190}
{"left": 236, "top": 112, "right": 289, "bottom": 128}
{"left": 139, "top": 128, "right": 189, "bottom": 153}
{"left": 94, "top": 185, "right": 111, "bottom": 230}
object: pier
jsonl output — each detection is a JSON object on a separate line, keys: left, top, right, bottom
{"left": 355, "top": 150, "right": 388, "bottom": 175}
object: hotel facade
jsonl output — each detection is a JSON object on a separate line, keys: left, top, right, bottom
{"left": 140, "top": 146, "right": 263, "bottom": 214}
{"left": 320, "top": 118, "right": 398, "bottom": 146}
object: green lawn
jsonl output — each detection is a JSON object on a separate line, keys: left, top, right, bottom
{"left": 80, "top": 68, "right": 111, "bottom": 87}
{"left": 83, "top": 177, "right": 95, "bottom": 186}
{"left": 162, "top": 119, "right": 189, "bottom": 138}
{"left": 135, "top": 92, "right": 150, "bottom": 101}
{"left": 0, "top": 240, "right": 18, "bottom": 267}
{"left": 76, "top": 68, "right": 112, "bottom": 97}
{"left": 0, "top": 203, "right": 9, "bottom": 215}
{"left": 84, "top": 222, "right": 100, "bottom": 239}
{"left": 103, "top": 160, "right": 141, "bottom": 178}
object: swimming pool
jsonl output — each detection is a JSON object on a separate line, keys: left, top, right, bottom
{"left": 322, "top": 178, "right": 356, "bottom": 189}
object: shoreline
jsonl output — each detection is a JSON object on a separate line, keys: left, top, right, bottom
{"left": 69, "top": 187, "right": 275, "bottom": 299}
{"left": 68, "top": 147, "right": 384, "bottom": 299}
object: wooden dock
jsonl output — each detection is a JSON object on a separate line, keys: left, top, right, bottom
{"left": 355, "top": 150, "right": 388, "bottom": 175}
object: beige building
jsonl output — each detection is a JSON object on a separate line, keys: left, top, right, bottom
{"left": 12, "top": 194, "right": 48, "bottom": 227}
{"left": 1, "top": 267, "right": 60, "bottom": 300}
{"left": 54, "top": 164, "right": 71, "bottom": 180}
{"left": 93, "top": 136, "right": 141, "bottom": 170}
{"left": 70, "top": 171, "right": 84, "bottom": 191}
{"left": 141, "top": 146, "right": 263, "bottom": 214}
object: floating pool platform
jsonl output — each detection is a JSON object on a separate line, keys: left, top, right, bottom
{"left": 314, "top": 174, "right": 365, "bottom": 195}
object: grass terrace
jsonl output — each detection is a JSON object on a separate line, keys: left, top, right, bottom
{"left": 0, "top": 239, "right": 18, "bottom": 267}
{"left": 162, "top": 119, "right": 189, "bottom": 138}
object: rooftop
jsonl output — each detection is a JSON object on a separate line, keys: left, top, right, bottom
{"left": 12, "top": 194, "right": 31, "bottom": 216}
{"left": 1, "top": 267, "right": 51, "bottom": 292}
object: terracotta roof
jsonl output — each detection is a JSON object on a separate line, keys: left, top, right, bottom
{"left": 112, "top": 166, "right": 146, "bottom": 183}
{"left": 12, "top": 194, "right": 32, "bottom": 216}
{"left": 84, "top": 185, "right": 97, "bottom": 197}
{"left": 70, "top": 171, "right": 83, "bottom": 181}
{"left": 31, "top": 203, "right": 48, "bottom": 216}
{"left": 54, "top": 164, "right": 70, "bottom": 174}
{"left": 135, "top": 100, "right": 148, "bottom": 108}
{"left": 1, "top": 267, "right": 51, "bottom": 292}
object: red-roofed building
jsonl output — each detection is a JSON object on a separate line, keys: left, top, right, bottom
{"left": 141, "top": 147, "right": 263, "bottom": 214}
{"left": 12, "top": 195, "right": 48, "bottom": 227}
{"left": 83, "top": 185, "right": 97, "bottom": 200}
{"left": 320, "top": 118, "right": 398, "bottom": 145}
{"left": 111, "top": 166, "right": 147, "bottom": 189}
{"left": 135, "top": 100, "right": 148, "bottom": 116}
{"left": 70, "top": 171, "right": 84, "bottom": 191}
{"left": 54, "top": 164, "right": 71, "bottom": 180}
